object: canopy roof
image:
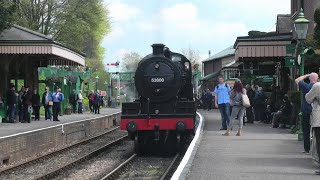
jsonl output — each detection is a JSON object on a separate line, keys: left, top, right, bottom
{"left": 0, "top": 25, "right": 85, "bottom": 66}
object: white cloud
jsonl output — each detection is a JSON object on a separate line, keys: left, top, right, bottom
{"left": 116, "top": 48, "right": 129, "bottom": 58}
{"left": 107, "top": 2, "right": 141, "bottom": 22}
{"left": 138, "top": 2, "right": 248, "bottom": 44}
{"left": 104, "top": 26, "right": 125, "bottom": 41}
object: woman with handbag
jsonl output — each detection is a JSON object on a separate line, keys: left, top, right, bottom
{"left": 223, "top": 79, "right": 247, "bottom": 136}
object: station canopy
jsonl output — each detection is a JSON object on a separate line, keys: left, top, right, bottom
{"left": 0, "top": 25, "right": 85, "bottom": 66}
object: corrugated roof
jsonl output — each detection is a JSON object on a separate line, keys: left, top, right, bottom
{"left": 276, "top": 14, "right": 292, "bottom": 34}
{"left": 202, "top": 46, "right": 235, "bottom": 63}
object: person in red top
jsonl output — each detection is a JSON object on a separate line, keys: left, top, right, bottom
{"left": 88, "top": 90, "right": 95, "bottom": 113}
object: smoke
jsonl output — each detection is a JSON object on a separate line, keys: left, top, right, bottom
{"left": 122, "top": 83, "right": 138, "bottom": 102}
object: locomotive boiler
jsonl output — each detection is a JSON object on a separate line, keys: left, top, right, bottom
{"left": 120, "top": 44, "right": 196, "bottom": 154}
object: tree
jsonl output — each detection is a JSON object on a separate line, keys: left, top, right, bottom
{"left": 0, "top": 1, "right": 16, "bottom": 33}
{"left": 314, "top": 7, "right": 320, "bottom": 47}
{"left": 13, "top": 0, "right": 110, "bottom": 61}
{"left": 121, "top": 52, "right": 143, "bottom": 71}
{"left": 181, "top": 47, "right": 202, "bottom": 70}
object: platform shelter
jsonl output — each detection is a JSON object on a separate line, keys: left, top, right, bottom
{"left": 0, "top": 25, "right": 86, "bottom": 120}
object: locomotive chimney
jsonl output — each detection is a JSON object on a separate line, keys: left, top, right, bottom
{"left": 152, "top": 44, "right": 165, "bottom": 55}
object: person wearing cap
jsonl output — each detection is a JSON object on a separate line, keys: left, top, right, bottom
{"left": 296, "top": 72, "right": 319, "bottom": 154}
{"left": 42, "top": 87, "right": 53, "bottom": 120}
{"left": 52, "top": 88, "right": 64, "bottom": 121}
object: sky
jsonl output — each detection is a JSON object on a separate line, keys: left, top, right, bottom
{"left": 102, "top": 0, "right": 291, "bottom": 72}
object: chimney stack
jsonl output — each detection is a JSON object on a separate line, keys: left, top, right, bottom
{"left": 152, "top": 44, "right": 165, "bottom": 55}
{"left": 208, "top": 50, "right": 211, "bottom": 57}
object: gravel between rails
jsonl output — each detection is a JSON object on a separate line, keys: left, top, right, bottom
{"left": 116, "top": 155, "right": 178, "bottom": 180}
{"left": 51, "top": 141, "right": 134, "bottom": 180}
{"left": 0, "top": 129, "right": 127, "bottom": 180}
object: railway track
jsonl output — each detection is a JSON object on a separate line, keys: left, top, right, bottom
{"left": 0, "top": 126, "right": 127, "bottom": 179}
{"left": 35, "top": 135, "right": 128, "bottom": 180}
{"left": 100, "top": 153, "right": 180, "bottom": 180}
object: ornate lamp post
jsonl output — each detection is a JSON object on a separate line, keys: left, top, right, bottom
{"left": 294, "top": 8, "right": 310, "bottom": 141}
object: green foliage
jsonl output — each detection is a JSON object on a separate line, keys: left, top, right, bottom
{"left": 121, "top": 52, "right": 143, "bottom": 71}
{"left": 14, "top": 0, "right": 110, "bottom": 60}
{"left": 0, "top": 0, "right": 16, "bottom": 33}
{"left": 314, "top": 8, "right": 320, "bottom": 48}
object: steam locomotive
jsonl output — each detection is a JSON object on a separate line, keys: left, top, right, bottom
{"left": 120, "top": 44, "right": 196, "bottom": 154}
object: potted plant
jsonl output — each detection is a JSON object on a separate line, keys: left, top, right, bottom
{"left": 65, "top": 103, "right": 72, "bottom": 115}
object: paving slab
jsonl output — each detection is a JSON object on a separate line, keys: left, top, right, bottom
{"left": 0, "top": 108, "right": 120, "bottom": 137}
{"left": 187, "top": 110, "right": 319, "bottom": 180}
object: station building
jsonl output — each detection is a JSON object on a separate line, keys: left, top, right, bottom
{"left": 0, "top": 25, "right": 86, "bottom": 120}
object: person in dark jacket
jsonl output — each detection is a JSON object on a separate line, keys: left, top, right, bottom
{"left": 253, "top": 86, "right": 267, "bottom": 122}
{"left": 88, "top": 90, "right": 95, "bottom": 113}
{"left": 42, "top": 87, "right": 53, "bottom": 120}
{"left": 22, "top": 86, "right": 32, "bottom": 123}
{"left": 69, "top": 89, "right": 77, "bottom": 113}
{"left": 18, "top": 86, "right": 25, "bottom": 122}
{"left": 271, "top": 95, "right": 292, "bottom": 128}
{"left": 245, "top": 85, "right": 255, "bottom": 123}
{"left": 94, "top": 90, "right": 101, "bottom": 114}
{"left": 7, "top": 85, "right": 17, "bottom": 123}
{"left": 31, "top": 89, "right": 41, "bottom": 121}
{"left": 205, "top": 89, "right": 213, "bottom": 111}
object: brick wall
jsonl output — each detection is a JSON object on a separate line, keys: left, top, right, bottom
{"left": 0, "top": 113, "right": 120, "bottom": 165}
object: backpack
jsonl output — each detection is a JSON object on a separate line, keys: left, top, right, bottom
{"left": 216, "top": 83, "right": 229, "bottom": 90}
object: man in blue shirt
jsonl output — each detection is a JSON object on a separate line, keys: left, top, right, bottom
{"left": 295, "top": 72, "right": 318, "bottom": 153}
{"left": 214, "top": 76, "right": 231, "bottom": 131}
{"left": 52, "top": 88, "right": 64, "bottom": 121}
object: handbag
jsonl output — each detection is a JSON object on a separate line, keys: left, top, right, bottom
{"left": 48, "top": 101, "right": 53, "bottom": 106}
{"left": 242, "top": 94, "right": 251, "bottom": 108}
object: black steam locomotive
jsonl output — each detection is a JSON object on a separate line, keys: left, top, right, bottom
{"left": 120, "top": 44, "right": 196, "bottom": 153}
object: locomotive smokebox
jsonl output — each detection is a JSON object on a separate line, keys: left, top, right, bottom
{"left": 152, "top": 44, "right": 165, "bottom": 55}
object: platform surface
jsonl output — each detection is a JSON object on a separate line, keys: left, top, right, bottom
{"left": 0, "top": 108, "right": 121, "bottom": 137}
{"left": 187, "top": 110, "right": 319, "bottom": 180}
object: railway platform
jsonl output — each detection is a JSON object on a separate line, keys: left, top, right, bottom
{"left": 184, "top": 110, "right": 319, "bottom": 180}
{"left": 0, "top": 108, "right": 120, "bottom": 137}
{"left": 0, "top": 108, "right": 121, "bottom": 166}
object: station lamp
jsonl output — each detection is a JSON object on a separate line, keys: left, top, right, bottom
{"left": 294, "top": 8, "right": 310, "bottom": 40}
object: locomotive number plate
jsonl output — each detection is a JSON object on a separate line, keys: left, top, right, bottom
{"left": 150, "top": 78, "right": 165, "bottom": 83}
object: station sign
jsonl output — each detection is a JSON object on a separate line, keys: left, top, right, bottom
{"left": 285, "top": 57, "right": 296, "bottom": 67}
{"left": 100, "top": 91, "right": 107, "bottom": 96}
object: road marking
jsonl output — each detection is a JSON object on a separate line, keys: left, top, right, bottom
{"left": 0, "top": 111, "right": 121, "bottom": 140}
{"left": 171, "top": 112, "right": 204, "bottom": 180}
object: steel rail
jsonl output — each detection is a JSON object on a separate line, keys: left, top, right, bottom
{"left": 160, "top": 153, "right": 180, "bottom": 180}
{"left": 100, "top": 153, "right": 137, "bottom": 180}
{"left": 0, "top": 126, "right": 120, "bottom": 175}
{"left": 35, "top": 135, "right": 128, "bottom": 180}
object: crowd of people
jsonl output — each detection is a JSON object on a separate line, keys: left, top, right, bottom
{"left": 200, "top": 76, "right": 294, "bottom": 136}
{"left": 204, "top": 74, "right": 320, "bottom": 175}
{"left": 4, "top": 85, "right": 105, "bottom": 123}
